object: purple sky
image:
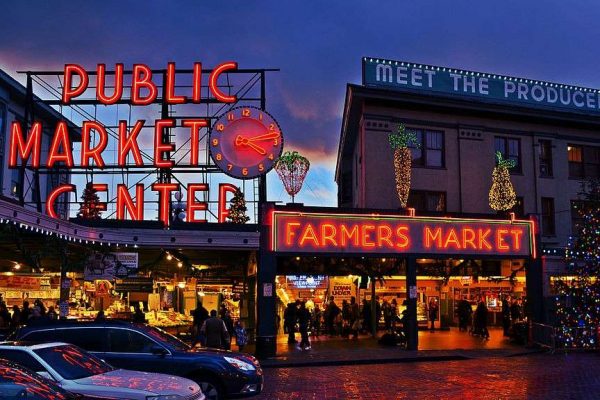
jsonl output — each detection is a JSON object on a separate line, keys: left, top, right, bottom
{"left": 2, "top": 1, "right": 600, "bottom": 208}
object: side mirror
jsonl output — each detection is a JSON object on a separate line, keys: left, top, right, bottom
{"left": 37, "top": 371, "right": 55, "bottom": 381}
{"left": 150, "top": 345, "right": 168, "bottom": 356}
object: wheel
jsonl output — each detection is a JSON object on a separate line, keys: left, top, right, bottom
{"left": 196, "top": 377, "right": 223, "bottom": 400}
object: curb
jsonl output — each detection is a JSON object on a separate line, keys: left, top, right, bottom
{"left": 260, "top": 355, "right": 469, "bottom": 369}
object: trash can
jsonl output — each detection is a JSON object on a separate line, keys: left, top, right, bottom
{"left": 254, "top": 335, "right": 276, "bottom": 359}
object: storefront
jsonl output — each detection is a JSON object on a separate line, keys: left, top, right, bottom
{"left": 255, "top": 204, "right": 541, "bottom": 357}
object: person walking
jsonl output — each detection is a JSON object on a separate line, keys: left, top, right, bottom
{"left": 475, "top": 300, "right": 490, "bottom": 339}
{"left": 341, "top": 300, "right": 351, "bottom": 338}
{"left": 20, "top": 301, "right": 31, "bottom": 324}
{"left": 458, "top": 297, "right": 472, "bottom": 332}
{"left": 10, "top": 305, "right": 21, "bottom": 331}
{"left": 0, "top": 303, "right": 10, "bottom": 328}
{"left": 350, "top": 296, "right": 360, "bottom": 339}
{"left": 234, "top": 320, "right": 248, "bottom": 352}
{"left": 312, "top": 305, "right": 322, "bottom": 337}
{"left": 382, "top": 300, "right": 392, "bottom": 332}
{"left": 284, "top": 302, "right": 298, "bottom": 343}
{"left": 46, "top": 306, "right": 58, "bottom": 321}
{"left": 428, "top": 298, "right": 439, "bottom": 331}
{"left": 502, "top": 295, "right": 512, "bottom": 337}
{"left": 192, "top": 302, "right": 209, "bottom": 346}
{"left": 298, "top": 301, "right": 311, "bottom": 350}
{"left": 222, "top": 312, "right": 234, "bottom": 350}
{"left": 325, "top": 297, "right": 340, "bottom": 336}
{"left": 200, "top": 310, "right": 230, "bottom": 349}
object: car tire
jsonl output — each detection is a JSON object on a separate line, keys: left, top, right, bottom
{"left": 196, "top": 376, "right": 223, "bottom": 400}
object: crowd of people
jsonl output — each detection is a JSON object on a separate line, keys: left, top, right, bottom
{"left": 0, "top": 299, "right": 58, "bottom": 331}
{"left": 455, "top": 295, "right": 526, "bottom": 341}
{"left": 190, "top": 302, "right": 247, "bottom": 351}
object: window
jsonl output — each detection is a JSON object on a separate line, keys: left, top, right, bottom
{"left": 108, "top": 329, "right": 156, "bottom": 353}
{"left": 495, "top": 137, "right": 521, "bottom": 173}
{"left": 0, "top": 349, "right": 45, "bottom": 372}
{"left": 539, "top": 140, "right": 553, "bottom": 177}
{"left": 408, "top": 191, "right": 446, "bottom": 213}
{"left": 33, "top": 345, "right": 113, "bottom": 380}
{"left": 59, "top": 328, "right": 107, "bottom": 352}
{"left": 568, "top": 144, "right": 600, "bottom": 178}
{"left": 408, "top": 128, "right": 444, "bottom": 168}
{"left": 541, "top": 197, "right": 555, "bottom": 236}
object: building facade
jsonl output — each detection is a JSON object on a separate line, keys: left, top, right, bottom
{"left": 337, "top": 58, "right": 600, "bottom": 297}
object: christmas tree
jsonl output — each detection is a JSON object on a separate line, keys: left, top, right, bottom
{"left": 554, "top": 179, "right": 600, "bottom": 348}
{"left": 77, "top": 182, "right": 103, "bottom": 219}
{"left": 489, "top": 151, "right": 517, "bottom": 211}
{"left": 227, "top": 188, "right": 250, "bottom": 224}
{"left": 389, "top": 124, "right": 419, "bottom": 209}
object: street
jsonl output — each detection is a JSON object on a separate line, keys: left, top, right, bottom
{"left": 257, "top": 353, "right": 600, "bottom": 399}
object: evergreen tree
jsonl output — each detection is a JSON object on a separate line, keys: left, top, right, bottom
{"left": 77, "top": 182, "right": 103, "bottom": 219}
{"left": 489, "top": 151, "right": 517, "bottom": 211}
{"left": 227, "top": 188, "right": 250, "bottom": 224}
{"left": 554, "top": 179, "right": 600, "bottom": 348}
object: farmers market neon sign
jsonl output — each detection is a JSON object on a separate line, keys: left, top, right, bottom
{"left": 271, "top": 211, "right": 536, "bottom": 258}
{"left": 8, "top": 62, "right": 254, "bottom": 226}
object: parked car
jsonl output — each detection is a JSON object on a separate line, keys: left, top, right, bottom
{"left": 0, "top": 342, "right": 204, "bottom": 400}
{"left": 11, "top": 320, "right": 263, "bottom": 400}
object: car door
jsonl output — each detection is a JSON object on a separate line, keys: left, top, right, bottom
{"left": 103, "top": 328, "right": 173, "bottom": 373}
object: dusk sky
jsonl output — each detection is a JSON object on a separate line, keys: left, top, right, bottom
{"left": 2, "top": 1, "right": 600, "bottom": 211}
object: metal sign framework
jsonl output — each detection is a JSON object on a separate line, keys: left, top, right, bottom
{"left": 17, "top": 65, "right": 279, "bottom": 223}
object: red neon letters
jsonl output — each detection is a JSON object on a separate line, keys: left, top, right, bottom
{"left": 81, "top": 121, "right": 108, "bottom": 168}
{"left": 9, "top": 121, "right": 41, "bottom": 168}
{"left": 273, "top": 212, "right": 533, "bottom": 257}
{"left": 46, "top": 184, "right": 75, "bottom": 218}
{"left": 187, "top": 184, "right": 209, "bottom": 223}
{"left": 218, "top": 183, "right": 238, "bottom": 223}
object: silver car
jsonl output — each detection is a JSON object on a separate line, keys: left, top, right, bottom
{"left": 0, "top": 342, "right": 205, "bottom": 400}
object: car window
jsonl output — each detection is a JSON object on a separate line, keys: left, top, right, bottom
{"left": 0, "top": 362, "right": 74, "bottom": 400}
{"left": 59, "top": 328, "right": 106, "bottom": 352}
{"left": 0, "top": 349, "right": 46, "bottom": 372}
{"left": 33, "top": 345, "right": 113, "bottom": 380}
{"left": 108, "top": 328, "right": 157, "bottom": 353}
{"left": 21, "top": 330, "right": 55, "bottom": 343}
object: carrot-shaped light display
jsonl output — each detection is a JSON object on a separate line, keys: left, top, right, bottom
{"left": 389, "top": 124, "right": 419, "bottom": 209}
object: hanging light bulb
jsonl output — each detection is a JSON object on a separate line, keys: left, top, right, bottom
{"left": 177, "top": 261, "right": 183, "bottom": 268}
{"left": 166, "top": 253, "right": 173, "bottom": 261}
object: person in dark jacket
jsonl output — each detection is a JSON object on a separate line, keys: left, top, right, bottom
{"left": 10, "top": 305, "right": 21, "bottom": 330}
{"left": 284, "top": 302, "right": 298, "bottom": 343}
{"left": 502, "top": 295, "right": 512, "bottom": 336}
{"left": 192, "top": 303, "right": 209, "bottom": 346}
{"left": 298, "top": 301, "right": 311, "bottom": 350}
{"left": 20, "top": 301, "right": 30, "bottom": 324}
{"left": 0, "top": 303, "right": 10, "bottom": 328}
{"left": 200, "top": 310, "right": 230, "bottom": 349}
{"left": 457, "top": 298, "right": 473, "bottom": 332}
{"left": 325, "top": 297, "right": 340, "bottom": 336}
{"left": 474, "top": 300, "right": 490, "bottom": 339}
{"left": 132, "top": 304, "right": 146, "bottom": 323}
{"left": 361, "top": 299, "right": 371, "bottom": 334}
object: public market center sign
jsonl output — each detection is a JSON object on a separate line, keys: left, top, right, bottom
{"left": 271, "top": 210, "right": 536, "bottom": 258}
{"left": 363, "top": 57, "right": 600, "bottom": 114}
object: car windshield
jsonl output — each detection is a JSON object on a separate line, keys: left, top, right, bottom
{"left": 143, "top": 326, "right": 191, "bottom": 351}
{"left": 0, "top": 361, "right": 76, "bottom": 400}
{"left": 33, "top": 345, "right": 114, "bottom": 380}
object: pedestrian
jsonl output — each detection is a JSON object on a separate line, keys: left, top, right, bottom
{"left": 375, "top": 296, "right": 382, "bottom": 331}
{"left": 341, "top": 300, "right": 350, "bottom": 338}
{"left": 382, "top": 300, "right": 392, "bottom": 332}
{"left": 457, "top": 297, "right": 472, "bottom": 332}
{"left": 10, "top": 305, "right": 21, "bottom": 331}
{"left": 298, "top": 301, "right": 311, "bottom": 350}
{"left": 132, "top": 304, "right": 145, "bottom": 323}
{"left": 390, "top": 298, "right": 398, "bottom": 331}
{"left": 200, "top": 310, "right": 230, "bottom": 349}
{"left": 34, "top": 300, "right": 46, "bottom": 317}
{"left": 0, "top": 303, "right": 10, "bottom": 328}
{"left": 192, "top": 302, "right": 209, "bottom": 346}
{"left": 312, "top": 305, "right": 322, "bottom": 337}
{"left": 361, "top": 299, "right": 371, "bottom": 334}
{"left": 475, "top": 300, "right": 490, "bottom": 339}
{"left": 20, "top": 301, "right": 31, "bottom": 324}
{"left": 95, "top": 310, "right": 106, "bottom": 322}
{"left": 284, "top": 302, "right": 298, "bottom": 343}
{"left": 325, "top": 297, "right": 340, "bottom": 336}
{"left": 234, "top": 320, "right": 248, "bottom": 352}
{"left": 46, "top": 306, "right": 57, "bottom": 321}
{"left": 502, "top": 295, "right": 512, "bottom": 337}
{"left": 350, "top": 296, "right": 360, "bottom": 339}
{"left": 428, "top": 298, "right": 438, "bottom": 331}
{"left": 222, "top": 312, "right": 234, "bottom": 350}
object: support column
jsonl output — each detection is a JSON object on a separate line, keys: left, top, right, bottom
{"left": 406, "top": 257, "right": 418, "bottom": 350}
{"left": 255, "top": 251, "right": 277, "bottom": 359}
{"left": 525, "top": 257, "right": 544, "bottom": 323}
{"left": 370, "top": 276, "right": 377, "bottom": 337}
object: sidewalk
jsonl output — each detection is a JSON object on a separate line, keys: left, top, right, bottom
{"left": 247, "top": 328, "right": 542, "bottom": 368}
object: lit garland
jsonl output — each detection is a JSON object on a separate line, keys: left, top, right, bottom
{"left": 554, "top": 180, "right": 600, "bottom": 348}
{"left": 488, "top": 151, "right": 517, "bottom": 211}
{"left": 77, "top": 182, "right": 103, "bottom": 219}
{"left": 389, "top": 124, "right": 419, "bottom": 209}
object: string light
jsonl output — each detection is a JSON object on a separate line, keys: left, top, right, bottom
{"left": 389, "top": 124, "right": 419, "bottom": 208}
{"left": 489, "top": 152, "right": 517, "bottom": 211}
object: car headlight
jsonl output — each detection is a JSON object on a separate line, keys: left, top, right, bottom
{"left": 224, "top": 356, "right": 256, "bottom": 371}
{"left": 146, "top": 396, "right": 183, "bottom": 400}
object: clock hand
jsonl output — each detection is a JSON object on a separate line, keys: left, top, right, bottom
{"left": 246, "top": 132, "right": 280, "bottom": 142}
{"left": 235, "top": 135, "right": 267, "bottom": 155}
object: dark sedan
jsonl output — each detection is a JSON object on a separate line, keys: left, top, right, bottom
{"left": 11, "top": 320, "right": 263, "bottom": 400}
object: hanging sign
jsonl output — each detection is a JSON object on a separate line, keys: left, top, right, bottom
{"left": 271, "top": 210, "right": 536, "bottom": 257}
{"left": 0, "top": 276, "right": 40, "bottom": 290}
{"left": 363, "top": 57, "right": 600, "bottom": 115}
{"left": 84, "top": 252, "right": 139, "bottom": 281}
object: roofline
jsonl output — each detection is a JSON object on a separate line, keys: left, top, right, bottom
{"left": 334, "top": 84, "right": 354, "bottom": 182}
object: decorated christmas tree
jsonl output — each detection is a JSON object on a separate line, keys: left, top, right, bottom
{"left": 554, "top": 179, "right": 600, "bottom": 348}
{"left": 227, "top": 188, "right": 250, "bottom": 224}
{"left": 489, "top": 151, "right": 517, "bottom": 211}
{"left": 77, "top": 182, "right": 103, "bottom": 219}
{"left": 388, "top": 124, "right": 419, "bottom": 209}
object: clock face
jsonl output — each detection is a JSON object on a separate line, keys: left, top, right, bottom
{"left": 209, "top": 106, "right": 284, "bottom": 179}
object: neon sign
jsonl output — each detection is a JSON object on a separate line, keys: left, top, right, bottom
{"left": 271, "top": 211, "right": 536, "bottom": 258}
{"left": 8, "top": 62, "right": 275, "bottom": 226}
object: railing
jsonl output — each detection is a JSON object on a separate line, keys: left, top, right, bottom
{"left": 530, "top": 322, "right": 556, "bottom": 352}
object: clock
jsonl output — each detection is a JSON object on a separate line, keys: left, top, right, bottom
{"left": 209, "top": 106, "right": 284, "bottom": 179}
